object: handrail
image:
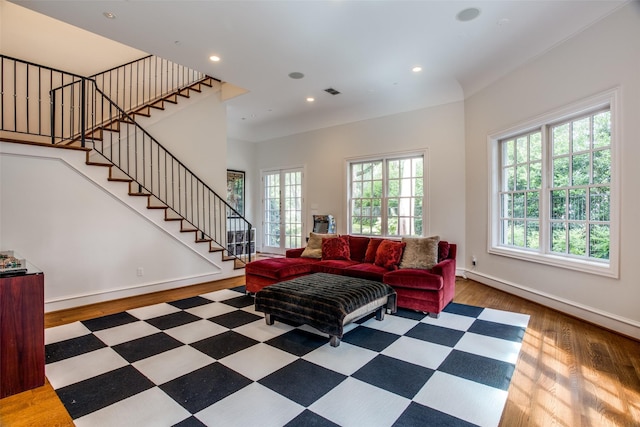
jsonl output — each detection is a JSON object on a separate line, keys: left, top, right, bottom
{"left": 91, "top": 54, "right": 211, "bottom": 116}
{"left": 0, "top": 54, "right": 253, "bottom": 264}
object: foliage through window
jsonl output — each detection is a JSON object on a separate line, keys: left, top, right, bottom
{"left": 349, "top": 154, "right": 424, "bottom": 237}
{"left": 491, "top": 91, "right": 617, "bottom": 277}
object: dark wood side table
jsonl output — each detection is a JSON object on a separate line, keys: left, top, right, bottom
{"left": 0, "top": 262, "right": 44, "bottom": 398}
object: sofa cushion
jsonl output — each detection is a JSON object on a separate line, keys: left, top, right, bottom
{"left": 348, "top": 236, "right": 370, "bottom": 262}
{"left": 311, "top": 259, "right": 360, "bottom": 275}
{"left": 301, "top": 232, "right": 337, "bottom": 259}
{"left": 343, "top": 263, "right": 388, "bottom": 282}
{"left": 399, "top": 236, "right": 440, "bottom": 270}
{"left": 246, "top": 257, "right": 317, "bottom": 280}
{"left": 364, "top": 238, "right": 384, "bottom": 263}
{"left": 374, "top": 240, "right": 406, "bottom": 270}
{"left": 383, "top": 269, "right": 444, "bottom": 291}
{"left": 322, "top": 235, "right": 351, "bottom": 260}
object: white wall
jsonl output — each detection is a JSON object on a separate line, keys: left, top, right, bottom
{"left": 142, "top": 90, "right": 228, "bottom": 197}
{"left": 0, "top": 143, "right": 226, "bottom": 312}
{"left": 253, "top": 101, "right": 466, "bottom": 264}
{"left": 464, "top": 2, "right": 640, "bottom": 338}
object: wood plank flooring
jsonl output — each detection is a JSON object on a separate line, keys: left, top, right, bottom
{"left": 1, "top": 276, "right": 638, "bottom": 427}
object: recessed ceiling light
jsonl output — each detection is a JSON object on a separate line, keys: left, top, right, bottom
{"left": 289, "top": 72, "right": 305, "bottom": 79}
{"left": 412, "top": 66, "right": 422, "bottom": 73}
{"left": 456, "top": 7, "right": 481, "bottom": 22}
{"left": 306, "top": 97, "right": 315, "bottom": 102}
{"left": 209, "top": 55, "right": 221, "bottom": 62}
{"left": 103, "top": 12, "right": 116, "bottom": 19}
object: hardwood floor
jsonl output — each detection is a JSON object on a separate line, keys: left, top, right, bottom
{"left": 1, "top": 277, "right": 638, "bottom": 426}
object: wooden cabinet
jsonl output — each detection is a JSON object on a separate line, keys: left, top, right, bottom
{"left": 0, "top": 271, "right": 44, "bottom": 398}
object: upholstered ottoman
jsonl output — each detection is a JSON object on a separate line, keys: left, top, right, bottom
{"left": 254, "top": 273, "right": 397, "bottom": 347}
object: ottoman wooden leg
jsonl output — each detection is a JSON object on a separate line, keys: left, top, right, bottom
{"left": 265, "top": 313, "right": 274, "bottom": 325}
{"left": 330, "top": 335, "right": 341, "bottom": 347}
{"left": 375, "top": 306, "right": 385, "bottom": 321}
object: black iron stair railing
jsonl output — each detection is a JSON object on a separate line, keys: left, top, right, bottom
{"left": 0, "top": 54, "right": 252, "bottom": 265}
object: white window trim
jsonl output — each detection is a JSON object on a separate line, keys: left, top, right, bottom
{"left": 344, "top": 149, "right": 430, "bottom": 237}
{"left": 487, "top": 88, "right": 620, "bottom": 278}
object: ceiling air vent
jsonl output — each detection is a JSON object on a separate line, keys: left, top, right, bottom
{"left": 324, "top": 88, "right": 341, "bottom": 95}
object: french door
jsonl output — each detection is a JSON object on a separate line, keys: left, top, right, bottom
{"left": 262, "top": 168, "right": 304, "bottom": 254}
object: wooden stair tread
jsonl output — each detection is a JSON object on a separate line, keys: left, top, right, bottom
{"left": 108, "top": 177, "right": 133, "bottom": 182}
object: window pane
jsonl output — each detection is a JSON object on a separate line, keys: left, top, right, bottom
{"left": 569, "top": 222, "right": 587, "bottom": 256}
{"left": 593, "top": 149, "right": 611, "bottom": 184}
{"left": 504, "top": 166, "right": 515, "bottom": 191}
{"left": 502, "top": 193, "right": 512, "bottom": 218}
{"left": 551, "top": 190, "right": 566, "bottom": 219}
{"left": 590, "top": 224, "right": 610, "bottom": 260}
{"left": 513, "top": 193, "right": 525, "bottom": 218}
{"left": 590, "top": 187, "right": 610, "bottom": 221}
{"left": 568, "top": 189, "right": 586, "bottom": 221}
{"left": 526, "top": 221, "right": 540, "bottom": 249}
{"left": 572, "top": 153, "right": 590, "bottom": 186}
{"left": 353, "top": 182, "right": 363, "bottom": 198}
{"left": 504, "top": 139, "right": 515, "bottom": 166}
{"left": 388, "top": 160, "right": 399, "bottom": 179}
{"left": 530, "top": 161, "right": 542, "bottom": 189}
{"left": 572, "top": 117, "right": 591, "bottom": 152}
{"left": 526, "top": 191, "right": 539, "bottom": 218}
{"left": 504, "top": 220, "right": 513, "bottom": 245}
{"left": 513, "top": 220, "right": 525, "bottom": 247}
{"left": 551, "top": 222, "right": 567, "bottom": 253}
{"left": 553, "top": 124, "right": 570, "bottom": 156}
{"left": 593, "top": 111, "right": 611, "bottom": 148}
{"left": 516, "top": 137, "right": 527, "bottom": 164}
{"left": 553, "top": 157, "right": 570, "bottom": 187}
{"left": 530, "top": 132, "right": 542, "bottom": 161}
{"left": 516, "top": 165, "right": 528, "bottom": 191}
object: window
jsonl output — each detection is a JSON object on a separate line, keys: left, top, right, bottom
{"left": 489, "top": 90, "right": 618, "bottom": 277}
{"left": 348, "top": 153, "right": 425, "bottom": 237}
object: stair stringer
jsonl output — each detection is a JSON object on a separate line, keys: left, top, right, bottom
{"left": 84, "top": 77, "right": 235, "bottom": 264}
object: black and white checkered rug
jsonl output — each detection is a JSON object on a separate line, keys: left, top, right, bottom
{"left": 45, "top": 286, "right": 529, "bottom": 427}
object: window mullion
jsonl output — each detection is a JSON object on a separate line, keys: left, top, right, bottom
{"left": 381, "top": 160, "right": 389, "bottom": 236}
{"left": 540, "top": 124, "right": 551, "bottom": 255}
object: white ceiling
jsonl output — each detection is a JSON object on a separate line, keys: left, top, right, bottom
{"left": 10, "top": 0, "right": 628, "bottom": 143}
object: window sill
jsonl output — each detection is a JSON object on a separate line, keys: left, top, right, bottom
{"left": 488, "top": 246, "right": 618, "bottom": 279}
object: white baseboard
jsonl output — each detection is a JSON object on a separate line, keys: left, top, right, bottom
{"left": 44, "top": 270, "right": 243, "bottom": 312}
{"left": 465, "top": 270, "right": 640, "bottom": 341}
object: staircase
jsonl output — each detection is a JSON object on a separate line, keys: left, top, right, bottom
{"left": 0, "top": 54, "right": 252, "bottom": 270}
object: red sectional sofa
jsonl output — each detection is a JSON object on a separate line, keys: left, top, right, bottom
{"left": 245, "top": 235, "right": 457, "bottom": 317}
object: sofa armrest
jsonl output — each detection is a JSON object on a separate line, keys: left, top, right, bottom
{"left": 431, "top": 258, "right": 456, "bottom": 286}
{"left": 286, "top": 247, "right": 305, "bottom": 258}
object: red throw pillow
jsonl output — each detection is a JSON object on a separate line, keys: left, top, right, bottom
{"left": 322, "top": 236, "right": 351, "bottom": 260}
{"left": 438, "top": 241, "right": 450, "bottom": 262}
{"left": 364, "top": 238, "right": 384, "bottom": 263}
{"left": 348, "top": 236, "right": 370, "bottom": 262}
{"left": 374, "top": 240, "right": 406, "bottom": 270}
